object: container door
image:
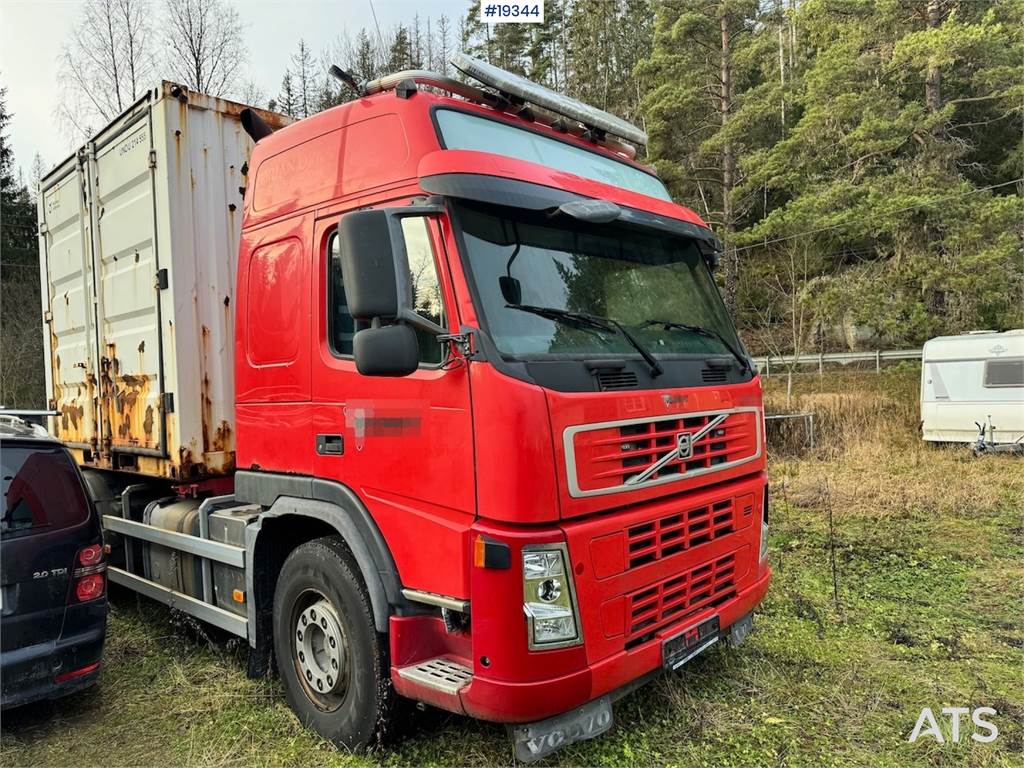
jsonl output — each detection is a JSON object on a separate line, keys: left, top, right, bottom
{"left": 40, "top": 161, "right": 101, "bottom": 452}
{"left": 89, "top": 113, "right": 166, "bottom": 456}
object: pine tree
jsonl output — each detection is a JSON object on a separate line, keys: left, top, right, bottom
{"left": 29, "top": 152, "right": 46, "bottom": 204}
{"left": 388, "top": 26, "right": 413, "bottom": 72}
{"left": 525, "top": 1, "right": 566, "bottom": 88}
{"left": 0, "top": 87, "right": 45, "bottom": 407}
{"left": 0, "top": 87, "right": 35, "bottom": 267}
{"left": 638, "top": 0, "right": 763, "bottom": 314}
{"left": 410, "top": 15, "right": 424, "bottom": 69}
{"left": 350, "top": 29, "right": 381, "bottom": 84}
{"left": 491, "top": 21, "right": 530, "bottom": 75}
{"left": 435, "top": 15, "right": 452, "bottom": 74}
{"left": 277, "top": 71, "right": 297, "bottom": 118}
{"left": 291, "top": 39, "right": 315, "bottom": 118}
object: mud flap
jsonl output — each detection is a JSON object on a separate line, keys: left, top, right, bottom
{"left": 727, "top": 611, "right": 755, "bottom": 646}
{"left": 510, "top": 695, "right": 613, "bottom": 763}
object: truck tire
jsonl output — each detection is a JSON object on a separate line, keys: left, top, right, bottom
{"left": 273, "top": 536, "right": 394, "bottom": 749}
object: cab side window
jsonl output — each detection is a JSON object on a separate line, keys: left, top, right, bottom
{"left": 401, "top": 217, "right": 447, "bottom": 365}
{"left": 327, "top": 219, "right": 448, "bottom": 365}
{"left": 327, "top": 233, "right": 363, "bottom": 357}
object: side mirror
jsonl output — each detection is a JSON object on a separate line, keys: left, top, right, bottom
{"left": 339, "top": 209, "right": 400, "bottom": 320}
{"left": 338, "top": 205, "right": 446, "bottom": 377}
{"left": 352, "top": 324, "right": 419, "bottom": 376}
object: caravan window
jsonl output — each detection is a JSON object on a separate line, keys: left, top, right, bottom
{"left": 984, "top": 359, "right": 1024, "bottom": 388}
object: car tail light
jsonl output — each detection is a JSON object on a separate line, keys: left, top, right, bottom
{"left": 70, "top": 543, "right": 107, "bottom": 603}
{"left": 74, "top": 573, "right": 105, "bottom": 602}
{"left": 78, "top": 543, "right": 103, "bottom": 566}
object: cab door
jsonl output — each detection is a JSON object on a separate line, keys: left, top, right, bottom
{"left": 310, "top": 211, "right": 475, "bottom": 599}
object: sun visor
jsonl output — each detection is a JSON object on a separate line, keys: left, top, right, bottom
{"left": 420, "top": 171, "right": 720, "bottom": 252}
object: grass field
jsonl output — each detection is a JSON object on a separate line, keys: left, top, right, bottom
{"left": 2, "top": 367, "right": 1022, "bottom": 767}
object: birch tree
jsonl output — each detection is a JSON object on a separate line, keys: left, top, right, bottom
{"left": 58, "top": 0, "right": 154, "bottom": 140}
{"left": 163, "top": 0, "right": 246, "bottom": 96}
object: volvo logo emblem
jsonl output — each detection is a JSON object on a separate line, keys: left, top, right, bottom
{"left": 676, "top": 432, "right": 694, "bottom": 460}
{"left": 626, "top": 413, "right": 729, "bottom": 486}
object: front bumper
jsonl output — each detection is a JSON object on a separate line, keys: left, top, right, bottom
{"left": 1, "top": 622, "right": 106, "bottom": 710}
{"left": 460, "top": 566, "right": 770, "bottom": 723}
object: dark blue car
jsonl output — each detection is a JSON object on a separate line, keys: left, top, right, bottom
{"left": 1, "top": 415, "right": 108, "bottom": 708}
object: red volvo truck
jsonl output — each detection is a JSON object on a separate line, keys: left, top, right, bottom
{"left": 37, "top": 55, "right": 770, "bottom": 760}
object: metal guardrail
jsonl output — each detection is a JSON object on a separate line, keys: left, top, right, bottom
{"left": 753, "top": 348, "right": 922, "bottom": 375}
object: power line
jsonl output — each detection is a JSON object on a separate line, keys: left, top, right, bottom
{"left": 732, "top": 177, "right": 1024, "bottom": 254}
{"left": 367, "top": 0, "right": 386, "bottom": 61}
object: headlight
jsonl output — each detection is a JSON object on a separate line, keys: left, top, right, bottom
{"left": 522, "top": 544, "right": 582, "bottom": 649}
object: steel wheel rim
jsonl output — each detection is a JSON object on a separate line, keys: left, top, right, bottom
{"left": 292, "top": 589, "right": 350, "bottom": 711}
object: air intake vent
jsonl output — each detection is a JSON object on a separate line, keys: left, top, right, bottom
{"left": 701, "top": 367, "right": 728, "bottom": 384}
{"left": 597, "top": 370, "right": 639, "bottom": 391}
{"left": 625, "top": 552, "right": 737, "bottom": 648}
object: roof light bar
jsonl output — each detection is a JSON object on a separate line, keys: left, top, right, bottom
{"left": 450, "top": 53, "right": 648, "bottom": 147}
{"left": 355, "top": 62, "right": 640, "bottom": 160}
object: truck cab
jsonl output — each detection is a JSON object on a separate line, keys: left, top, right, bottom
{"left": 39, "top": 56, "right": 769, "bottom": 760}
{"left": 232, "top": 60, "right": 769, "bottom": 754}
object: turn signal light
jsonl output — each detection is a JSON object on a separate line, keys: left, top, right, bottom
{"left": 473, "top": 534, "right": 511, "bottom": 569}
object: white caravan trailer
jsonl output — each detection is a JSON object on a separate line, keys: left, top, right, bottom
{"left": 920, "top": 330, "right": 1024, "bottom": 445}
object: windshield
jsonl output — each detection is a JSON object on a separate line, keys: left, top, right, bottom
{"left": 455, "top": 201, "right": 744, "bottom": 360}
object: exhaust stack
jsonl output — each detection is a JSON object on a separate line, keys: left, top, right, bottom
{"left": 240, "top": 108, "right": 275, "bottom": 142}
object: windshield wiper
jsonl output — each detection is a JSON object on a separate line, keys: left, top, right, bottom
{"left": 508, "top": 303, "right": 664, "bottom": 377}
{"left": 640, "top": 319, "right": 751, "bottom": 374}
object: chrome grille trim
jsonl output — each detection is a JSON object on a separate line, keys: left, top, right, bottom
{"left": 562, "top": 406, "right": 762, "bottom": 499}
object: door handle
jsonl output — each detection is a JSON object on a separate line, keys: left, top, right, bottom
{"left": 316, "top": 434, "right": 344, "bottom": 455}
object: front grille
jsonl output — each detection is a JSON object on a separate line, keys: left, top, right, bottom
{"left": 625, "top": 552, "right": 737, "bottom": 647}
{"left": 626, "top": 499, "right": 735, "bottom": 569}
{"left": 596, "top": 370, "right": 639, "bottom": 391}
{"left": 567, "top": 408, "right": 760, "bottom": 496}
{"left": 701, "top": 368, "right": 728, "bottom": 384}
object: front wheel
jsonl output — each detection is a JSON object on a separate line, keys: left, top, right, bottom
{"left": 273, "top": 537, "right": 394, "bottom": 749}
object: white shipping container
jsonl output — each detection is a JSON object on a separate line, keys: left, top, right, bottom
{"left": 38, "top": 82, "right": 289, "bottom": 480}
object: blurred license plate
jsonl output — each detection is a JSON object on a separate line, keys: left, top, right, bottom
{"left": 663, "top": 615, "right": 720, "bottom": 670}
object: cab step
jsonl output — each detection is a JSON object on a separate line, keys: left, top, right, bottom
{"left": 396, "top": 657, "right": 473, "bottom": 695}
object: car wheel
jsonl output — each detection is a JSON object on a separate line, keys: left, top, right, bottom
{"left": 273, "top": 536, "right": 394, "bottom": 749}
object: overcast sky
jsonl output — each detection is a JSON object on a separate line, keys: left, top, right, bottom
{"left": 0, "top": 0, "right": 468, "bottom": 180}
